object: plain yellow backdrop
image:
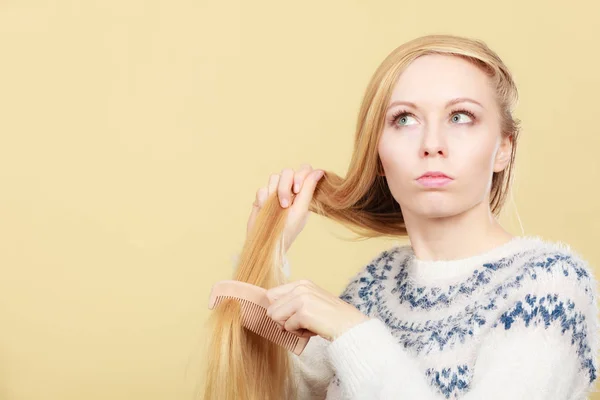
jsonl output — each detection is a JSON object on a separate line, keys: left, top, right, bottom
{"left": 0, "top": 1, "right": 599, "bottom": 399}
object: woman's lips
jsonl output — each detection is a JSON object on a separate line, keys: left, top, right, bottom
{"left": 416, "top": 172, "right": 453, "bottom": 188}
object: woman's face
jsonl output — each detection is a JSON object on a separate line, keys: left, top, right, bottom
{"left": 378, "top": 54, "right": 512, "bottom": 220}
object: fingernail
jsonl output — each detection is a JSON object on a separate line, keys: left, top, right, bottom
{"left": 281, "top": 199, "right": 289, "bottom": 208}
{"left": 317, "top": 170, "right": 325, "bottom": 179}
{"left": 293, "top": 183, "right": 300, "bottom": 193}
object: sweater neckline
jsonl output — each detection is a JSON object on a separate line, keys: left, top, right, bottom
{"left": 398, "top": 235, "right": 543, "bottom": 284}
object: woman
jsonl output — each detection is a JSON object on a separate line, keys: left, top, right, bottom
{"left": 246, "top": 34, "right": 599, "bottom": 399}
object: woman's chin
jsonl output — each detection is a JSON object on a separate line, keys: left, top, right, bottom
{"left": 409, "top": 198, "right": 464, "bottom": 220}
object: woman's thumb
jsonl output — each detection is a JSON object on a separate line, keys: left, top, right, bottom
{"left": 292, "top": 169, "right": 324, "bottom": 212}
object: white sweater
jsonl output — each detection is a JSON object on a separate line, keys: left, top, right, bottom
{"left": 289, "top": 236, "right": 599, "bottom": 399}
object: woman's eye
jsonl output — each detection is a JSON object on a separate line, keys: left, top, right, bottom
{"left": 451, "top": 112, "right": 472, "bottom": 124}
{"left": 397, "top": 115, "right": 417, "bottom": 126}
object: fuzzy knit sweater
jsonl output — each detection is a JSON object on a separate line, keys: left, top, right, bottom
{"left": 287, "top": 236, "right": 599, "bottom": 399}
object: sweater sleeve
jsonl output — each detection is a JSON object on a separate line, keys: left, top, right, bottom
{"left": 284, "top": 252, "right": 334, "bottom": 399}
{"left": 287, "top": 250, "right": 396, "bottom": 399}
{"left": 290, "top": 335, "right": 335, "bottom": 399}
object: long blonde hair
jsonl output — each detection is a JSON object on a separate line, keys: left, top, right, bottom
{"left": 202, "top": 34, "right": 521, "bottom": 400}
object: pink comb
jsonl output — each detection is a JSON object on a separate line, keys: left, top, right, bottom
{"left": 208, "top": 280, "right": 311, "bottom": 355}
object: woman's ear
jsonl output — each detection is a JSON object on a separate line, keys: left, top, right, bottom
{"left": 493, "top": 135, "right": 513, "bottom": 173}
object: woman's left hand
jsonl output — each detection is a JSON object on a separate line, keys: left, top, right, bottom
{"left": 265, "top": 279, "right": 370, "bottom": 342}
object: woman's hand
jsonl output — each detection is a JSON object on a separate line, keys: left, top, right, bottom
{"left": 265, "top": 279, "right": 370, "bottom": 342}
{"left": 246, "top": 164, "right": 325, "bottom": 254}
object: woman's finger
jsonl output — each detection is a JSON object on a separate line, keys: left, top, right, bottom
{"left": 256, "top": 187, "right": 268, "bottom": 207}
{"left": 278, "top": 168, "right": 295, "bottom": 208}
{"left": 265, "top": 279, "right": 313, "bottom": 303}
{"left": 292, "top": 169, "right": 325, "bottom": 214}
{"left": 267, "top": 294, "right": 303, "bottom": 325}
{"left": 292, "top": 164, "right": 313, "bottom": 194}
{"left": 283, "top": 312, "right": 315, "bottom": 335}
{"left": 267, "top": 174, "right": 280, "bottom": 196}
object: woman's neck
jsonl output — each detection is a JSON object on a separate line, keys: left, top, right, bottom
{"left": 403, "top": 201, "right": 514, "bottom": 262}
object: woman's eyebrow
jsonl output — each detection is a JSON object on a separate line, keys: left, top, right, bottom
{"left": 446, "top": 97, "right": 485, "bottom": 109}
{"left": 386, "top": 98, "right": 485, "bottom": 111}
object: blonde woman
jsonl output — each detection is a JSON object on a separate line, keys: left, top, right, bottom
{"left": 205, "top": 34, "right": 599, "bottom": 399}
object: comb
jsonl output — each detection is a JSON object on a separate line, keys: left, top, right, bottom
{"left": 208, "top": 280, "right": 311, "bottom": 355}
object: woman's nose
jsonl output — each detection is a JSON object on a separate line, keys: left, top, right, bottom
{"left": 420, "top": 126, "right": 448, "bottom": 158}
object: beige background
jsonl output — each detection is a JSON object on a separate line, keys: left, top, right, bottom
{"left": 0, "top": 1, "right": 598, "bottom": 399}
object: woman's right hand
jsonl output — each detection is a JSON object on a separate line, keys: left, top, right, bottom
{"left": 246, "top": 164, "right": 325, "bottom": 254}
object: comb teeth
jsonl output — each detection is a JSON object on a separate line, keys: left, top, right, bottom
{"left": 214, "top": 295, "right": 303, "bottom": 353}
{"left": 208, "top": 280, "right": 310, "bottom": 355}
